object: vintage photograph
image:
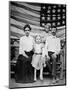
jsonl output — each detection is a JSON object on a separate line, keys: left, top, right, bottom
{"left": 9, "top": 1, "right": 66, "bottom": 88}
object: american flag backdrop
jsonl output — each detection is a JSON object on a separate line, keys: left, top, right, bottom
{"left": 10, "top": 2, "right": 66, "bottom": 80}
{"left": 40, "top": 4, "right": 66, "bottom": 28}
{"left": 10, "top": 2, "right": 66, "bottom": 42}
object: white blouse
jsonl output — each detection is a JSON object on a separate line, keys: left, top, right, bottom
{"left": 19, "top": 35, "right": 34, "bottom": 54}
{"left": 46, "top": 35, "right": 61, "bottom": 55}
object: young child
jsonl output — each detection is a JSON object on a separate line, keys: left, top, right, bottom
{"left": 31, "top": 35, "right": 48, "bottom": 81}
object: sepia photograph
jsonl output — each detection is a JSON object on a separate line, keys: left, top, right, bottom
{"left": 9, "top": 1, "right": 66, "bottom": 88}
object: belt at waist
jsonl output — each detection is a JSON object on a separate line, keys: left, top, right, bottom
{"left": 34, "top": 53, "right": 42, "bottom": 55}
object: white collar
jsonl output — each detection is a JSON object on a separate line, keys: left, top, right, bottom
{"left": 52, "top": 35, "right": 56, "bottom": 38}
{"left": 24, "top": 35, "right": 31, "bottom": 38}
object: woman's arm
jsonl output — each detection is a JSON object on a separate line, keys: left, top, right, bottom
{"left": 19, "top": 37, "right": 28, "bottom": 58}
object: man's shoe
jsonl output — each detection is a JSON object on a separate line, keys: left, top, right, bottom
{"left": 52, "top": 78, "right": 56, "bottom": 84}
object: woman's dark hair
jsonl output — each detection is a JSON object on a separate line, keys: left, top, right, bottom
{"left": 23, "top": 24, "right": 31, "bottom": 31}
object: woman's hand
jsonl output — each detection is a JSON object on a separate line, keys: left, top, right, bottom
{"left": 25, "top": 55, "right": 29, "bottom": 58}
{"left": 22, "top": 52, "right": 29, "bottom": 58}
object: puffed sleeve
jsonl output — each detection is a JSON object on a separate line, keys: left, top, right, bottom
{"left": 19, "top": 37, "right": 24, "bottom": 54}
{"left": 55, "top": 38, "right": 61, "bottom": 55}
{"left": 32, "top": 36, "right": 35, "bottom": 51}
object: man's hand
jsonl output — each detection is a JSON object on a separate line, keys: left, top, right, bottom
{"left": 47, "top": 55, "right": 50, "bottom": 60}
{"left": 52, "top": 53, "right": 57, "bottom": 58}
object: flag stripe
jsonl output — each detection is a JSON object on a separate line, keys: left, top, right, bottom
{"left": 11, "top": 4, "right": 40, "bottom": 18}
{"left": 16, "top": 2, "right": 41, "bottom": 11}
{"left": 11, "top": 15, "right": 40, "bottom": 26}
{"left": 11, "top": 10, "right": 40, "bottom": 22}
{"left": 10, "top": 18, "right": 44, "bottom": 30}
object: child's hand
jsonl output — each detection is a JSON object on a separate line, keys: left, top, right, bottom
{"left": 41, "top": 56, "right": 45, "bottom": 61}
{"left": 43, "top": 63, "right": 46, "bottom": 67}
{"left": 41, "top": 57, "right": 46, "bottom": 67}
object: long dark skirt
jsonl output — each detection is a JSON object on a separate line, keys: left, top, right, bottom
{"left": 15, "top": 51, "right": 34, "bottom": 83}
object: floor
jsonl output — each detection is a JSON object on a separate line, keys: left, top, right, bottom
{"left": 9, "top": 73, "right": 66, "bottom": 88}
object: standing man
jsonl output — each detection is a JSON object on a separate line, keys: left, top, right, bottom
{"left": 45, "top": 27, "right": 61, "bottom": 83}
{"left": 15, "top": 24, "right": 34, "bottom": 83}
{"left": 42, "top": 23, "right": 52, "bottom": 73}
{"left": 42, "top": 23, "right": 52, "bottom": 42}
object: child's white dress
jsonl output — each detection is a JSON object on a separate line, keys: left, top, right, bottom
{"left": 31, "top": 43, "right": 46, "bottom": 70}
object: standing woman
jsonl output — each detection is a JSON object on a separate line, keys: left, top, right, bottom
{"left": 15, "top": 24, "right": 34, "bottom": 83}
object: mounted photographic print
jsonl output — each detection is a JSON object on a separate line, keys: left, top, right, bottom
{"left": 9, "top": 1, "right": 66, "bottom": 88}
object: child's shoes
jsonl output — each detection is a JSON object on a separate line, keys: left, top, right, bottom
{"left": 40, "top": 76, "right": 43, "bottom": 80}
{"left": 34, "top": 78, "right": 37, "bottom": 81}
